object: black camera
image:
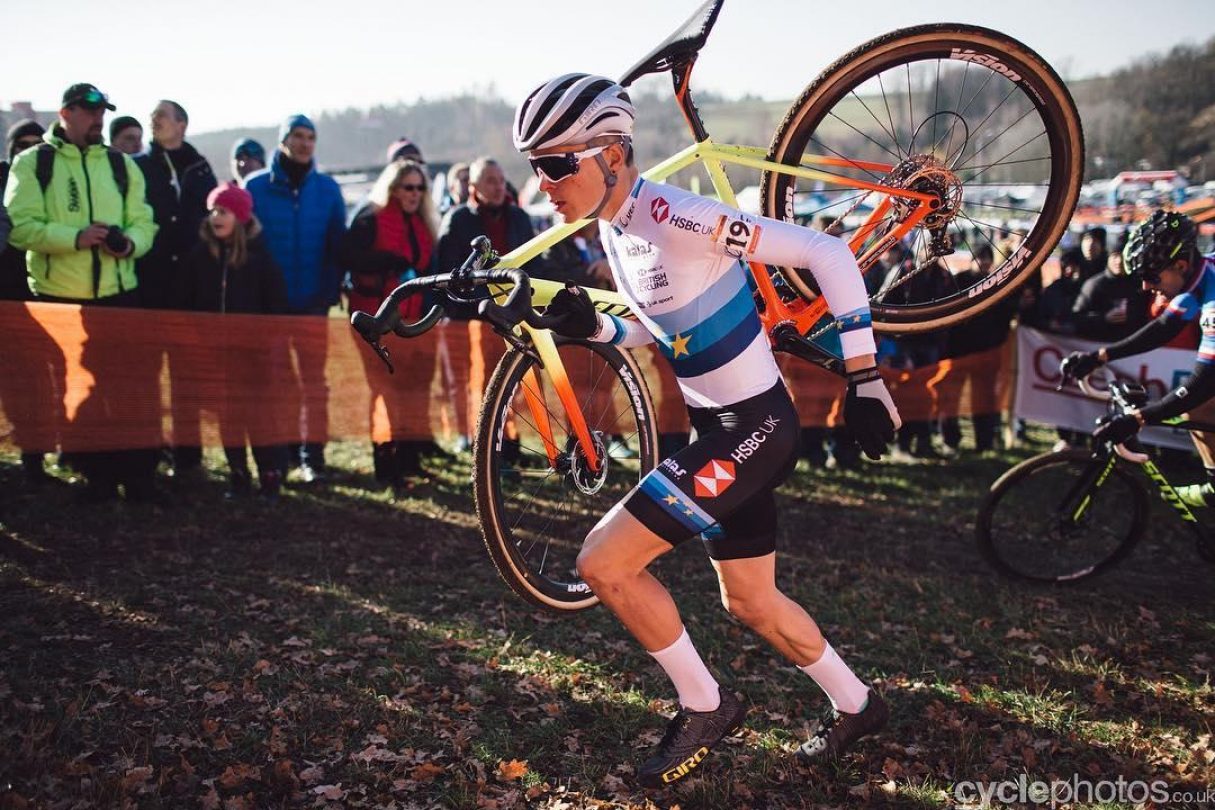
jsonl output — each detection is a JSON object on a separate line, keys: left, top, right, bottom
{"left": 104, "top": 225, "right": 127, "bottom": 254}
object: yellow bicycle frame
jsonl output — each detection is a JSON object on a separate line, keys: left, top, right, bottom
{"left": 485, "top": 137, "right": 936, "bottom": 473}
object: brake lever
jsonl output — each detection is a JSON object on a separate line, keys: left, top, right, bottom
{"left": 1055, "top": 369, "right": 1074, "bottom": 393}
{"left": 489, "top": 324, "right": 542, "bottom": 365}
{"left": 370, "top": 340, "right": 395, "bottom": 374}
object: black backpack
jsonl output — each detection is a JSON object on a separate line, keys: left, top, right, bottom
{"left": 34, "top": 142, "right": 128, "bottom": 199}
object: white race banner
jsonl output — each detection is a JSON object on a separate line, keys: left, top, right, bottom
{"left": 1014, "top": 327, "right": 1199, "bottom": 451}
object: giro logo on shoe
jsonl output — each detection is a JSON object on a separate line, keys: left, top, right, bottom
{"left": 650, "top": 196, "right": 670, "bottom": 224}
{"left": 730, "top": 415, "right": 781, "bottom": 464}
{"left": 662, "top": 746, "right": 709, "bottom": 783}
{"left": 949, "top": 48, "right": 1022, "bottom": 82}
{"left": 693, "top": 459, "right": 736, "bottom": 498}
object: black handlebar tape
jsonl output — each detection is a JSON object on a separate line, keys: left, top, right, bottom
{"left": 393, "top": 304, "right": 445, "bottom": 338}
{"left": 350, "top": 310, "right": 380, "bottom": 343}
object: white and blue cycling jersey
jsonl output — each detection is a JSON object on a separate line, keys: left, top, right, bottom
{"left": 1161, "top": 254, "right": 1215, "bottom": 365}
{"left": 589, "top": 178, "right": 876, "bottom": 408}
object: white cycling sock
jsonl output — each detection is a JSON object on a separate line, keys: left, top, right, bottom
{"left": 648, "top": 627, "right": 721, "bottom": 712}
{"left": 799, "top": 641, "right": 870, "bottom": 714}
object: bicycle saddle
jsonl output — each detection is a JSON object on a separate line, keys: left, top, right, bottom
{"left": 619, "top": 0, "right": 724, "bottom": 87}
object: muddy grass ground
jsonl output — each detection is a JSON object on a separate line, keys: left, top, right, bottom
{"left": 1, "top": 432, "right": 1212, "bottom": 809}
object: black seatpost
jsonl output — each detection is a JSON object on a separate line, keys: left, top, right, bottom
{"left": 671, "top": 57, "right": 710, "bottom": 143}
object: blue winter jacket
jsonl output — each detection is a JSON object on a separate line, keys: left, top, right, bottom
{"left": 244, "top": 152, "right": 346, "bottom": 313}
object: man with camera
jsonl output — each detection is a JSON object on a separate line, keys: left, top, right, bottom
{"left": 5, "top": 83, "right": 156, "bottom": 304}
{"left": 4, "top": 83, "right": 158, "bottom": 501}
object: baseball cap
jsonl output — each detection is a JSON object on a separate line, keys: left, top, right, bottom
{"left": 61, "top": 83, "right": 116, "bottom": 111}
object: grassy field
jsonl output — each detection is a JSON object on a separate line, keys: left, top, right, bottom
{"left": 0, "top": 432, "right": 1212, "bottom": 809}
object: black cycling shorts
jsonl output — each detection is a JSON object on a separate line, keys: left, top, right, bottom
{"left": 623, "top": 381, "right": 799, "bottom": 560}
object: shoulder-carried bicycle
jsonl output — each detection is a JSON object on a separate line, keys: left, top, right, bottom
{"left": 976, "top": 376, "right": 1215, "bottom": 583}
{"left": 353, "top": 0, "right": 1084, "bottom": 611}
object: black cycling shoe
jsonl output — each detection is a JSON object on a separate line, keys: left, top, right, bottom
{"left": 796, "top": 688, "right": 888, "bottom": 762}
{"left": 637, "top": 687, "right": 746, "bottom": 788}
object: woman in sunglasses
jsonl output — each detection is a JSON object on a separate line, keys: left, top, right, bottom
{"left": 512, "top": 73, "right": 899, "bottom": 787}
{"left": 345, "top": 159, "right": 439, "bottom": 489}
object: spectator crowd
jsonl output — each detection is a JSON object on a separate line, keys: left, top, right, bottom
{"left": 0, "top": 81, "right": 1201, "bottom": 503}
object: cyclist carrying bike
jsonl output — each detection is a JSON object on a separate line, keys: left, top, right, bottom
{"left": 1063, "top": 209, "right": 1215, "bottom": 506}
{"left": 513, "top": 73, "right": 900, "bottom": 786}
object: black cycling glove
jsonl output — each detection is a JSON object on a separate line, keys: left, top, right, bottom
{"left": 544, "top": 284, "right": 599, "bottom": 339}
{"left": 1061, "top": 350, "right": 1104, "bottom": 380}
{"left": 843, "top": 366, "right": 901, "bottom": 460}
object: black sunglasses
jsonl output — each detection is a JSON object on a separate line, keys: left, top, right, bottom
{"left": 527, "top": 144, "right": 611, "bottom": 184}
{"left": 397, "top": 183, "right": 425, "bottom": 192}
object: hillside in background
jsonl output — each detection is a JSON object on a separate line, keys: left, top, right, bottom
{"left": 3, "top": 36, "right": 1212, "bottom": 188}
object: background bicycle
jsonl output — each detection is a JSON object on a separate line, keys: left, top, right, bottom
{"left": 976, "top": 376, "right": 1215, "bottom": 583}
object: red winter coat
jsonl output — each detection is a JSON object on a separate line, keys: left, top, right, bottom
{"left": 345, "top": 202, "right": 435, "bottom": 319}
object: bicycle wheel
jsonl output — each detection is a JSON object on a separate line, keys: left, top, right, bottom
{"left": 760, "top": 24, "right": 1083, "bottom": 333}
{"left": 473, "top": 338, "right": 659, "bottom": 611}
{"left": 976, "top": 450, "right": 1147, "bottom": 583}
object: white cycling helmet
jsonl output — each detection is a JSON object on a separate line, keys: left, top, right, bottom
{"left": 513, "top": 73, "right": 635, "bottom": 152}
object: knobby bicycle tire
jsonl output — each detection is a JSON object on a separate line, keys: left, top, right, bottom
{"left": 473, "top": 339, "right": 659, "bottom": 611}
{"left": 761, "top": 24, "right": 1084, "bottom": 334}
{"left": 976, "top": 449, "right": 1147, "bottom": 583}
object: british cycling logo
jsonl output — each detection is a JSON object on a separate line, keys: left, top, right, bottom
{"left": 693, "top": 459, "right": 735, "bottom": 498}
{"left": 650, "top": 197, "right": 670, "bottom": 224}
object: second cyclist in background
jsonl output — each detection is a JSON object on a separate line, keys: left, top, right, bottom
{"left": 1062, "top": 210, "right": 1215, "bottom": 506}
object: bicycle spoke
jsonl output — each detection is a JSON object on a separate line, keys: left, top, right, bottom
{"left": 962, "top": 132, "right": 1049, "bottom": 183}
{"left": 824, "top": 113, "right": 903, "bottom": 166}
{"left": 931, "top": 59, "right": 941, "bottom": 148}
{"left": 953, "top": 107, "right": 1040, "bottom": 171}
{"left": 876, "top": 73, "right": 904, "bottom": 157}
{"left": 509, "top": 468, "right": 560, "bottom": 530}
{"left": 955, "top": 210, "right": 1013, "bottom": 261}
{"left": 797, "top": 190, "right": 873, "bottom": 222}
{"left": 939, "top": 67, "right": 999, "bottom": 159}
{"left": 848, "top": 90, "right": 903, "bottom": 161}
{"left": 964, "top": 200, "right": 1047, "bottom": 216}
{"left": 958, "top": 155, "right": 1051, "bottom": 178}
{"left": 940, "top": 61, "right": 971, "bottom": 161}
{"left": 948, "top": 84, "right": 1024, "bottom": 168}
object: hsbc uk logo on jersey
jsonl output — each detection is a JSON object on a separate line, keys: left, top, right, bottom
{"left": 693, "top": 459, "right": 735, "bottom": 498}
{"left": 648, "top": 196, "right": 713, "bottom": 234}
{"left": 650, "top": 196, "right": 670, "bottom": 224}
{"left": 730, "top": 415, "right": 781, "bottom": 464}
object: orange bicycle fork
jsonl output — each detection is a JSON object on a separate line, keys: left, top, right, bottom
{"left": 517, "top": 333, "right": 603, "bottom": 474}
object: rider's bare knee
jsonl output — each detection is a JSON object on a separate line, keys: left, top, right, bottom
{"left": 721, "top": 588, "right": 777, "bottom": 631}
